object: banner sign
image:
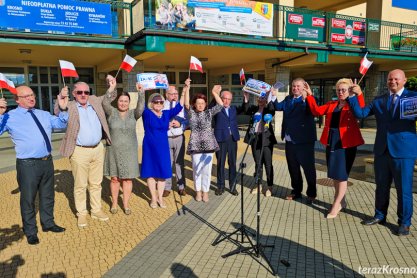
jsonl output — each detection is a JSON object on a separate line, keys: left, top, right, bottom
{"left": 243, "top": 78, "right": 271, "bottom": 97}
{"left": 400, "top": 97, "right": 417, "bottom": 119}
{"left": 137, "top": 73, "right": 169, "bottom": 90}
{"left": 286, "top": 11, "right": 326, "bottom": 42}
{"left": 329, "top": 16, "right": 366, "bottom": 46}
{"left": 0, "top": 0, "right": 112, "bottom": 36}
{"left": 155, "top": 0, "right": 273, "bottom": 37}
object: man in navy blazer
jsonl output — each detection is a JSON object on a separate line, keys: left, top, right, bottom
{"left": 273, "top": 78, "right": 317, "bottom": 202}
{"left": 349, "top": 69, "right": 417, "bottom": 236}
{"left": 211, "top": 91, "right": 241, "bottom": 196}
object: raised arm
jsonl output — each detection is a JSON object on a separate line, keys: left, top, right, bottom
{"left": 134, "top": 86, "right": 145, "bottom": 120}
{"left": 181, "top": 78, "right": 190, "bottom": 109}
{"left": 212, "top": 85, "right": 223, "bottom": 106}
{"left": 54, "top": 86, "right": 70, "bottom": 115}
{"left": 102, "top": 75, "right": 118, "bottom": 116}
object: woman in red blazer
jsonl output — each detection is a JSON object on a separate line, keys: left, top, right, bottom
{"left": 306, "top": 78, "right": 365, "bottom": 218}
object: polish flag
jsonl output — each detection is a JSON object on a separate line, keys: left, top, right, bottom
{"left": 120, "top": 54, "right": 137, "bottom": 72}
{"left": 359, "top": 53, "right": 373, "bottom": 75}
{"left": 59, "top": 60, "right": 79, "bottom": 78}
{"left": 189, "top": 56, "right": 203, "bottom": 73}
{"left": 0, "top": 73, "right": 17, "bottom": 94}
{"left": 239, "top": 68, "right": 246, "bottom": 85}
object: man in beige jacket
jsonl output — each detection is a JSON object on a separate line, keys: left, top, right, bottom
{"left": 57, "top": 77, "right": 117, "bottom": 228}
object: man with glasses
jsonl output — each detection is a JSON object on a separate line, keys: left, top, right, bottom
{"left": 0, "top": 86, "right": 68, "bottom": 245}
{"left": 211, "top": 90, "right": 241, "bottom": 196}
{"left": 162, "top": 83, "right": 188, "bottom": 197}
{"left": 56, "top": 77, "right": 117, "bottom": 228}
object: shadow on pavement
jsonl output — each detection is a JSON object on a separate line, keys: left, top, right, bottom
{"left": 0, "top": 255, "right": 25, "bottom": 278}
{"left": 0, "top": 225, "right": 24, "bottom": 252}
{"left": 40, "top": 272, "right": 66, "bottom": 278}
{"left": 170, "top": 263, "right": 198, "bottom": 278}
{"left": 182, "top": 206, "right": 363, "bottom": 277}
{"left": 54, "top": 170, "right": 76, "bottom": 215}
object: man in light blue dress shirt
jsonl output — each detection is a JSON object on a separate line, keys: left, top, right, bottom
{"left": 0, "top": 86, "right": 68, "bottom": 245}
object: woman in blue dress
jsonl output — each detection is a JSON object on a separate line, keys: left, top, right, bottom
{"left": 140, "top": 85, "right": 185, "bottom": 208}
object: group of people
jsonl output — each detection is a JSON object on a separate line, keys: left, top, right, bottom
{"left": 0, "top": 68, "right": 416, "bottom": 246}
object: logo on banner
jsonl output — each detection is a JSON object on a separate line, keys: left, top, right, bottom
{"left": 352, "top": 35, "right": 365, "bottom": 45}
{"left": 332, "top": 18, "right": 346, "bottom": 29}
{"left": 353, "top": 21, "right": 366, "bottom": 31}
{"left": 331, "top": 33, "right": 345, "bottom": 43}
{"left": 288, "top": 14, "right": 303, "bottom": 24}
{"left": 345, "top": 25, "right": 353, "bottom": 39}
{"left": 312, "top": 17, "right": 325, "bottom": 27}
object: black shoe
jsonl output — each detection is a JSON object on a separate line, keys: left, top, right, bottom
{"left": 42, "top": 225, "right": 66, "bottom": 233}
{"left": 230, "top": 189, "right": 239, "bottom": 196}
{"left": 215, "top": 188, "right": 224, "bottom": 196}
{"left": 361, "top": 217, "right": 386, "bottom": 226}
{"left": 27, "top": 234, "right": 40, "bottom": 245}
{"left": 307, "top": 196, "right": 316, "bottom": 204}
{"left": 398, "top": 225, "right": 410, "bottom": 236}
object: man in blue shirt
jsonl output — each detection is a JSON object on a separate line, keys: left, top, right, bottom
{"left": 0, "top": 86, "right": 69, "bottom": 245}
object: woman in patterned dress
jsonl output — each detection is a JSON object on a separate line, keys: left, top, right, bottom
{"left": 185, "top": 84, "right": 223, "bottom": 203}
{"left": 103, "top": 78, "right": 145, "bottom": 215}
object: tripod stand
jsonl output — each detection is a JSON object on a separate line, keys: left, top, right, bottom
{"left": 212, "top": 120, "right": 276, "bottom": 275}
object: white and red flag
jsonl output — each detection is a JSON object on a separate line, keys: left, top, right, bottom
{"left": 239, "top": 68, "right": 246, "bottom": 85}
{"left": 359, "top": 53, "right": 373, "bottom": 75}
{"left": 190, "top": 56, "right": 203, "bottom": 73}
{"left": 120, "top": 54, "right": 137, "bottom": 72}
{"left": 0, "top": 73, "right": 17, "bottom": 94}
{"left": 59, "top": 60, "right": 79, "bottom": 78}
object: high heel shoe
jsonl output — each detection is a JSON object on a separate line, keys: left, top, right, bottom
{"left": 124, "top": 208, "right": 132, "bottom": 215}
{"left": 157, "top": 201, "right": 167, "bottom": 208}
{"left": 110, "top": 207, "right": 118, "bottom": 214}
{"left": 326, "top": 205, "right": 342, "bottom": 219}
{"left": 150, "top": 202, "right": 158, "bottom": 209}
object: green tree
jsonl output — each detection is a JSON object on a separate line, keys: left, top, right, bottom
{"left": 405, "top": 76, "right": 417, "bottom": 91}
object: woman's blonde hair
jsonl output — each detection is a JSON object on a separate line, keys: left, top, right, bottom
{"left": 335, "top": 78, "right": 353, "bottom": 89}
{"left": 147, "top": 93, "right": 165, "bottom": 109}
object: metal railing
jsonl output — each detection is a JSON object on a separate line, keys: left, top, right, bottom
{"left": 138, "top": 1, "right": 417, "bottom": 54}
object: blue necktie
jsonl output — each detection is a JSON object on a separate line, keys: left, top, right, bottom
{"left": 390, "top": 94, "right": 397, "bottom": 116}
{"left": 28, "top": 110, "right": 52, "bottom": 153}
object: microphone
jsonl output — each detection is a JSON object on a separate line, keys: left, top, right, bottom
{"left": 263, "top": 114, "right": 273, "bottom": 129}
{"left": 250, "top": 112, "right": 262, "bottom": 134}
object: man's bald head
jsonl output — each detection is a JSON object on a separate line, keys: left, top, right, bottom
{"left": 15, "top": 86, "right": 36, "bottom": 109}
{"left": 387, "top": 69, "right": 407, "bottom": 93}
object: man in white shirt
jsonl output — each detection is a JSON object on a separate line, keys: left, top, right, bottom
{"left": 163, "top": 85, "right": 187, "bottom": 196}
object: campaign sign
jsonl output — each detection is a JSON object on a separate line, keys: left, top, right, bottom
{"left": 137, "top": 73, "right": 169, "bottom": 90}
{"left": 243, "top": 78, "right": 271, "bottom": 97}
{"left": 0, "top": 0, "right": 112, "bottom": 35}
{"left": 400, "top": 96, "right": 417, "bottom": 119}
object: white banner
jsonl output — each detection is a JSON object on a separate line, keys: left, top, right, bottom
{"left": 191, "top": 0, "right": 273, "bottom": 37}
{"left": 137, "top": 73, "right": 169, "bottom": 90}
{"left": 243, "top": 78, "right": 271, "bottom": 97}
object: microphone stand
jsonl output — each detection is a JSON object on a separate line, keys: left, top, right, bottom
{"left": 212, "top": 119, "right": 276, "bottom": 275}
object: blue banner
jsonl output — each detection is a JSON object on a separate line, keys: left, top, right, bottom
{"left": 392, "top": 0, "right": 417, "bottom": 11}
{"left": 0, "top": 0, "right": 112, "bottom": 36}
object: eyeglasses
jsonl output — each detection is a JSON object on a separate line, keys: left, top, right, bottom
{"left": 152, "top": 100, "right": 164, "bottom": 104}
{"left": 75, "top": 90, "right": 90, "bottom": 95}
{"left": 336, "top": 89, "right": 348, "bottom": 92}
{"left": 18, "top": 93, "right": 35, "bottom": 99}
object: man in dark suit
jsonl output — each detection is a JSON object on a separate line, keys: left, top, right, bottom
{"left": 348, "top": 69, "right": 417, "bottom": 236}
{"left": 273, "top": 78, "right": 317, "bottom": 202}
{"left": 212, "top": 90, "right": 241, "bottom": 196}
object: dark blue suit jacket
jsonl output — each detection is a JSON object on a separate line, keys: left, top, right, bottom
{"left": 273, "top": 96, "right": 317, "bottom": 144}
{"left": 348, "top": 89, "right": 417, "bottom": 158}
{"left": 212, "top": 105, "right": 241, "bottom": 143}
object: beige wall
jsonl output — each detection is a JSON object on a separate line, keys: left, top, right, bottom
{"left": 337, "top": 3, "right": 367, "bottom": 17}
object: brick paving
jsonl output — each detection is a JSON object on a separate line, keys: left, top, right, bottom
{"left": 1, "top": 128, "right": 417, "bottom": 277}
